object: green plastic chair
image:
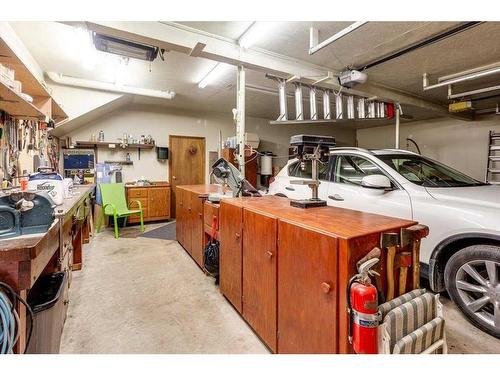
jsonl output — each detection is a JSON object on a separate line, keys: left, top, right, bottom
{"left": 96, "top": 183, "right": 144, "bottom": 239}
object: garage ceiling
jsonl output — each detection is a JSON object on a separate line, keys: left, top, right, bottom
{"left": 9, "top": 21, "right": 500, "bottom": 127}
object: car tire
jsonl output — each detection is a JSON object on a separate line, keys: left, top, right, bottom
{"left": 274, "top": 193, "right": 288, "bottom": 198}
{"left": 444, "top": 245, "right": 500, "bottom": 338}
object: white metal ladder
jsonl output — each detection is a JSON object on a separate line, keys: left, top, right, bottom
{"left": 486, "top": 130, "right": 500, "bottom": 185}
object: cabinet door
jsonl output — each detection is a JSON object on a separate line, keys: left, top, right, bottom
{"left": 219, "top": 202, "right": 243, "bottom": 312}
{"left": 149, "top": 187, "right": 170, "bottom": 219}
{"left": 190, "top": 192, "right": 205, "bottom": 267}
{"left": 175, "top": 188, "right": 186, "bottom": 248}
{"left": 278, "top": 221, "right": 338, "bottom": 354}
{"left": 242, "top": 209, "right": 277, "bottom": 352}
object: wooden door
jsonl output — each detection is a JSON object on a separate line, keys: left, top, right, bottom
{"left": 190, "top": 192, "right": 205, "bottom": 267}
{"left": 169, "top": 136, "right": 206, "bottom": 217}
{"left": 277, "top": 220, "right": 338, "bottom": 354}
{"left": 219, "top": 202, "right": 243, "bottom": 312}
{"left": 149, "top": 187, "right": 170, "bottom": 220}
{"left": 242, "top": 209, "right": 277, "bottom": 352}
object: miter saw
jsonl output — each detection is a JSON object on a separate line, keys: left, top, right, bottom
{"left": 208, "top": 158, "right": 261, "bottom": 202}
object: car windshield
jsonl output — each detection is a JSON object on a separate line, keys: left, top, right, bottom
{"left": 377, "top": 154, "right": 486, "bottom": 187}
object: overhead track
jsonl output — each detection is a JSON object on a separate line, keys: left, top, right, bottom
{"left": 356, "top": 21, "right": 483, "bottom": 71}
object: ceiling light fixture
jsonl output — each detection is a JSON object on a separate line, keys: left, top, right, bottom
{"left": 238, "top": 22, "right": 269, "bottom": 49}
{"left": 92, "top": 33, "right": 159, "bottom": 61}
{"left": 198, "top": 63, "right": 230, "bottom": 89}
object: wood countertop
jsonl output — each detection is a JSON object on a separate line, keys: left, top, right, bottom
{"left": 222, "top": 195, "right": 416, "bottom": 240}
{"left": 176, "top": 184, "right": 223, "bottom": 195}
{"left": 0, "top": 185, "right": 95, "bottom": 260}
{"left": 125, "top": 181, "right": 170, "bottom": 188}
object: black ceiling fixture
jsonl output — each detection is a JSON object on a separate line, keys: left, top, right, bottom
{"left": 92, "top": 33, "right": 159, "bottom": 62}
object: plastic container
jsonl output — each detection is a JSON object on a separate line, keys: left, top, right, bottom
{"left": 26, "top": 272, "right": 68, "bottom": 354}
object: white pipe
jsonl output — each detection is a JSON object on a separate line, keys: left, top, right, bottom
{"left": 438, "top": 61, "right": 500, "bottom": 82}
{"left": 309, "top": 22, "right": 368, "bottom": 55}
{"left": 395, "top": 106, "right": 400, "bottom": 149}
{"left": 47, "top": 71, "right": 176, "bottom": 99}
{"left": 236, "top": 66, "right": 246, "bottom": 181}
{"left": 448, "top": 84, "right": 500, "bottom": 99}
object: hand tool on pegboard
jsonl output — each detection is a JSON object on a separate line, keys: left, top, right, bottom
{"left": 380, "top": 232, "right": 399, "bottom": 301}
{"left": 400, "top": 225, "right": 430, "bottom": 290}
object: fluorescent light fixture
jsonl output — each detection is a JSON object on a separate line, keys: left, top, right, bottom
{"left": 238, "top": 22, "right": 270, "bottom": 49}
{"left": 198, "top": 63, "right": 230, "bottom": 88}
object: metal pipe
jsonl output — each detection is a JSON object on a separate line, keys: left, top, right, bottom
{"left": 347, "top": 96, "right": 355, "bottom": 119}
{"left": 448, "top": 83, "right": 500, "bottom": 99}
{"left": 335, "top": 93, "right": 343, "bottom": 119}
{"left": 236, "top": 66, "right": 246, "bottom": 181}
{"left": 294, "top": 84, "right": 304, "bottom": 120}
{"left": 395, "top": 105, "right": 400, "bottom": 149}
{"left": 423, "top": 65, "right": 500, "bottom": 91}
{"left": 277, "top": 80, "right": 288, "bottom": 121}
{"left": 309, "top": 22, "right": 368, "bottom": 55}
{"left": 323, "top": 90, "right": 331, "bottom": 119}
{"left": 309, "top": 87, "right": 318, "bottom": 120}
{"left": 439, "top": 60, "right": 500, "bottom": 82}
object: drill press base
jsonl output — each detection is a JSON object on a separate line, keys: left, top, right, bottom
{"left": 290, "top": 199, "right": 327, "bottom": 209}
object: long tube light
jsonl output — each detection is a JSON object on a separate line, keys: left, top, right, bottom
{"left": 198, "top": 63, "right": 230, "bottom": 88}
{"left": 47, "top": 71, "right": 175, "bottom": 99}
{"left": 423, "top": 66, "right": 500, "bottom": 91}
{"left": 448, "top": 84, "right": 500, "bottom": 100}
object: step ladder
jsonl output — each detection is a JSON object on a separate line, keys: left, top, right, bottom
{"left": 486, "top": 130, "right": 500, "bottom": 185}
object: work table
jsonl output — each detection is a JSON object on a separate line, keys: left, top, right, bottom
{"left": 0, "top": 184, "right": 95, "bottom": 353}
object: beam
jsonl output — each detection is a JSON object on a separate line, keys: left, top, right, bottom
{"left": 81, "top": 21, "right": 472, "bottom": 121}
{"left": 309, "top": 22, "right": 368, "bottom": 55}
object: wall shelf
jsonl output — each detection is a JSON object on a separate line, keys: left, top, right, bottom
{"left": 104, "top": 160, "right": 133, "bottom": 165}
{"left": 74, "top": 141, "right": 155, "bottom": 149}
{"left": 0, "top": 81, "right": 45, "bottom": 119}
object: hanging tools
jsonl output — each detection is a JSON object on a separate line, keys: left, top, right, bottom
{"left": 400, "top": 224, "right": 429, "bottom": 290}
{"left": 356, "top": 247, "right": 385, "bottom": 303}
{"left": 380, "top": 232, "right": 399, "bottom": 301}
{"left": 395, "top": 252, "right": 412, "bottom": 296}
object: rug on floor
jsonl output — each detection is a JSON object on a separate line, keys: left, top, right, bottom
{"left": 140, "top": 221, "right": 176, "bottom": 240}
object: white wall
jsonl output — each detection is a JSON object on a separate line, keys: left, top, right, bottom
{"left": 67, "top": 104, "right": 356, "bottom": 183}
{"left": 357, "top": 115, "right": 500, "bottom": 181}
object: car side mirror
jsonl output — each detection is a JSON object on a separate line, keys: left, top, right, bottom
{"left": 361, "top": 174, "right": 393, "bottom": 190}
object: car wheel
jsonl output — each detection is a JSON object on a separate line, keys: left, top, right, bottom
{"left": 444, "top": 245, "right": 500, "bottom": 338}
{"left": 274, "top": 193, "right": 287, "bottom": 198}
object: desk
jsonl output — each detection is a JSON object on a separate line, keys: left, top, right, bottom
{"left": 0, "top": 185, "right": 95, "bottom": 353}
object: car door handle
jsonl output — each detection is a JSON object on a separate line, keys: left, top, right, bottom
{"left": 328, "top": 194, "right": 344, "bottom": 201}
{"left": 285, "top": 186, "right": 295, "bottom": 191}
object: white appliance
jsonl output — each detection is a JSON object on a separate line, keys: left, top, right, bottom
{"left": 27, "top": 169, "right": 65, "bottom": 206}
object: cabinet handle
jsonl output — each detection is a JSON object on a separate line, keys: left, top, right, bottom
{"left": 321, "top": 282, "right": 331, "bottom": 294}
{"left": 235, "top": 233, "right": 240, "bottom": 239}
{"left": 198, "top": 213, "right": 202, "bottom": 217}
{"left": 173, "top": 176, "right": 177, "bottom": 180}
{"left": 265, "top": 251, "right": 273, "bottom": 258}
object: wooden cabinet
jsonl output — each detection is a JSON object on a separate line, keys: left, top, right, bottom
{"left": 219, "top": 195, "right": 418, "bottom": 354}
{"left": 219, "top": 201, "right": 243, "bottom": 312}
{"left": 176, "top": 185, "right": 221, "bottom": 269}
{"left": 242, "top": 209, "right": 277, "bottom": 352}
{"left": 278, "top": 221, "right": 337, "bottom": 353}
{"left": 126, "top": 183, "right": 171, "bottom": 224}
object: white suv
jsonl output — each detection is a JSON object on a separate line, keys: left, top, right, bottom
{"left": 269, "top": 147, "right": 500, "bottom": 338}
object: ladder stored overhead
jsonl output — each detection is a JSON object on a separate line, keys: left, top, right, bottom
{"left": 486, "top": 130, "right": 500, "bottom": 185}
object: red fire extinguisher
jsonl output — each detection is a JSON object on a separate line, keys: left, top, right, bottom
{"left": 348, "top": 257, "right": 380, "bottom": 354}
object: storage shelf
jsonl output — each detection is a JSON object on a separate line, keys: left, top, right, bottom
{"left": 75, "top": 141, "right": 155, "bottom": 149}
{"left": 0, "top": 81, "right": 45, "bottom": 119}
{"left": 0, "top": 37, "right": 68, "bottom": 122}
{"left": 104, "top": 160, "right": 133, "bottom": 165}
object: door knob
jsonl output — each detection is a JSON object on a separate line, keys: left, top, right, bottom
{"left": 265, "top": 251, "right": 273, "bottom": 258}
{"left": 328, "top": 194, "right": 344, "bottom": 201}
{"left": 321, "top": 282, "right": 331, "bottom": 293}
{"left": 173, "top": 176, "right": 177, "bottom": 180}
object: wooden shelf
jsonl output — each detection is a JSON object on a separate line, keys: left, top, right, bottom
{"left": 0, "top": 81, "right": 45, "bottom": 119}
{"left": 75, "top": 141, "right": 155, "bottom": 149}
{"left": 0, "top": 37, "right": 68, "bottom": 122}
{"left": 104, "top": 160, "right": 133, "bottom": 165}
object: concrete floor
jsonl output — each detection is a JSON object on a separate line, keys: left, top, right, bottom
{"left": 61, "top": 223, "right": 499, "bottom": 354}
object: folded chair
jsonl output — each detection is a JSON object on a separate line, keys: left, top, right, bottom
{"left": 96, "top": 183, "right": 144, "bottom": 239}
{"left": 378, "top": 289, "right": 447, "bottom": 354}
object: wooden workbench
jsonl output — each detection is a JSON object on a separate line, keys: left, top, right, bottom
{"left": 0, "top": 184, "right": 95, "bottom": 353}
{"left": 218, "top": 195, "right": 418, "bottom": 354}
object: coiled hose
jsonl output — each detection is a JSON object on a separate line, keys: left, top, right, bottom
{"left": 0, "top": 282, "right": 33, "bottom": 354}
